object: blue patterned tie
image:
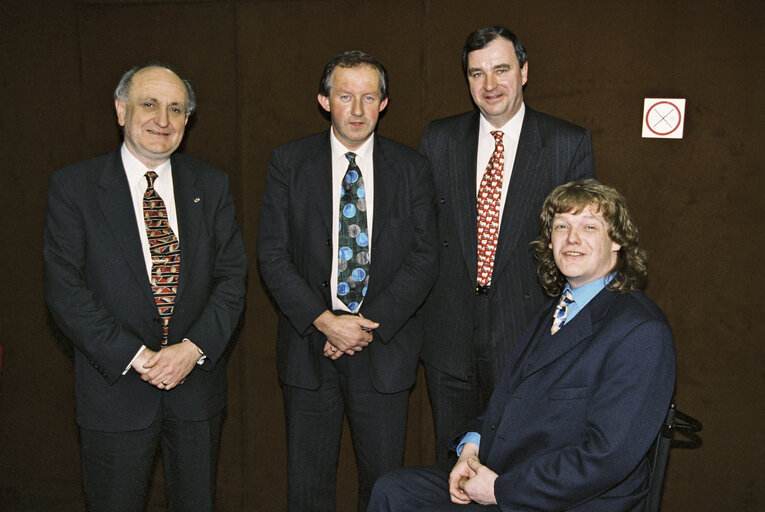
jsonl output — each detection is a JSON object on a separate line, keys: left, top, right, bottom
{"left": 337, "top": 152, "right": 370, "bottom": 312}
{"left": 550, "top": 289, "right": 574, "bottom": 334}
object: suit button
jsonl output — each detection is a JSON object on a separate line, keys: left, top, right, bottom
{"left": 325, "top": 239, "right": 331, "bottom": 246}
{"left": 321, "top": 280, "right": 329, "bottom": 288}
{"left": 522, "top": 293, "right": 531, "bottom": 300}
{"left": 439, "top": 197, "right": 447, "bottom": 204}
{"left": 442, "top": 240, "right": 449, "bottom": 247}
{"left": 491, "top": 425, "right": 496, "bottom": 431}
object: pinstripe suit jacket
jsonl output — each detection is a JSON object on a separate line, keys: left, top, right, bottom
{"left": 419, "top": 107, "right": 595, "bottom": 380}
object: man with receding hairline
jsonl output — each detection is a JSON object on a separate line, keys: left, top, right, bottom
{"left": 44, "top": 63, "right": 247, "bottom": 511}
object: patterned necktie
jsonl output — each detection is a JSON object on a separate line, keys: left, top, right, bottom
{"left": 143, "top": 171, "right": 180, "bottom": 346}
{"left": 337, "top": 152, "right": 370, "bottom": 312}
{"left": 550, "top": 289, "right": 575, "bottom": 334}
{"left": 476, "top": 130, "right": 505, "bottom": 287}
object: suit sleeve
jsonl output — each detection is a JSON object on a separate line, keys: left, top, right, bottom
{"left": 257, "top": 148, "right": 329, "bottom": 335}
{"left": 494, "top": 319, "right": 676, "bottom": 511}
{"left": 43, "top": 172, "right": 144, "bottom": 384}
{"left": 418, "top": 123, "right": 433, "bottom": 157}
{"left": 566, "top": 129, "right": 596, "bottom": 181}
{"left": 181, "top": 174, "right": 247, "bottom": 367}
{"left": 359, "top": 157, "right": 439, "bottom": 343}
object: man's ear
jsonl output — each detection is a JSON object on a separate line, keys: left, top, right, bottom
{"left": 115, "top": 99, "right": 126, "bottom": 126}
{"left": 318, "top": 94, "right": 330, "bottom": 113}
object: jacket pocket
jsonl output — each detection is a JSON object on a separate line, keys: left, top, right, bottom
{"left": 549, "top": 386, "right": 588, "bottom": 400}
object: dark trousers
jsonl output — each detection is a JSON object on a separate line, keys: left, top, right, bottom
{"left": 368, "top": 465, "right": 500, "bottom": 512}
{"left": 282, "top": 348, "right": 410, "bottom": 512}
{"left": 80, "top": 405, "right": 223, "bottom": 512}
{"left": 425, "top": 294, "right": 500, "bottom": 465}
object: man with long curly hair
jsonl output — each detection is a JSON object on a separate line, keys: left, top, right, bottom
{"left": 369, "top": 179, "right": 675, "bottom": 511}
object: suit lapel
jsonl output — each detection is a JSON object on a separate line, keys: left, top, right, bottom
{"left": 311, "top": 135, "right": 334, "bottom": 235}
{"left": 492, "top": 108, "right": 545, "bottom": 279}
{"left": 371, "top": 135, "right": 394, "bottom": 243}
{"left": 97, "top": 150, "right": 155, "bottom": 307}
{"left": 453, "top": 112, "right": 480, "bottom": 283}
{"left": 521, "top": 288, "right": 616, "bottom": 380}
{"left": 172, "top": 156, "right": 202, "bottom": 306}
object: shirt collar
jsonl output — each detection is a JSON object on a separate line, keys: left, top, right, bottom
{"left": 120, "top": 143, "right": 172, "bottom": 185}
{"left": 565, "top": 272, "right": 615, "bottom": 309}
{"left": 329, "top": 130, "right": 374, "bottom": 163}
{"left": 479, "top": 102, "right": 525, "bottom": 140}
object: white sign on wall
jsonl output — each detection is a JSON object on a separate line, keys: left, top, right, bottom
{"left": 642, "top": 98, "right": 686, "bottom": 139}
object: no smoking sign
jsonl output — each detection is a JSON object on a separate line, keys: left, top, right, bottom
{"left": 642, "top": 98, "right": 686, "bottom": 139}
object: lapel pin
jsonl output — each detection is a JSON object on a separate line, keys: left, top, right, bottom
{"left": 194, "top": 197, "right": 200, "bottom": 203}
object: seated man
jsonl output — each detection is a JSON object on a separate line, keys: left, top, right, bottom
{"left": 369, "top": 179, "right": 676, "bottom": 511}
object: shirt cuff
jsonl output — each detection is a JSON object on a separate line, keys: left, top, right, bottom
{"left": 123, "top": 345, "right": 147, "bottom": 375}
{"left": 456, "top": 432, "right": 481, "bottom": 456}
{"left": 183, "top": 338, "right": 207, "bottom": 365}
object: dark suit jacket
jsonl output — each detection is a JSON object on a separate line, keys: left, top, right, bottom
{"left": 44, "top": 149, "right": 247, "bottom": 432}
{"left": 473, "top": 288, "right": 676, "bottom": 511}
{"left": 257, "top": 131, "right": 438, "bottom": 393}
{"left": 419, "top": 107, "right": 596, "bottom": 380}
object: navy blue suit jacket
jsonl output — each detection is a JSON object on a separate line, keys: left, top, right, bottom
{"left": 257, "top": 131, "right": 439, "bottom": 393}
{"left": 420, "top": 108, "right": 595, "bottom": 380}
{"left": 44, "top": 149, "right": 247, "bottom": 431}
{"left": 473, "top": 287, "right": 676, "bottom": 511}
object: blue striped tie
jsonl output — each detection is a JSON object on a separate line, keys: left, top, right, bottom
{"left": 550, "top": 289, "right": 574, "bottom": 334}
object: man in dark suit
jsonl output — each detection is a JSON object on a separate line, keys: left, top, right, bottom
{"left": 420, "top": 26, "right": 596, "bottom": 463}
{"left": 257, "top": 51, "right": 438, "bottom": 511}
{"left": 43, "top": 64, "right": 247, "bottom": 511}
{"left": 369, "top": 179, "right": 676, "bottom": 511}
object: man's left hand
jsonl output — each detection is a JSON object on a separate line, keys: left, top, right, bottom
{"left": 141, "top": 340, "right": 200, "bottom": 390}
{"left": 459, "top": 457, "right": 498, "bottom": 505}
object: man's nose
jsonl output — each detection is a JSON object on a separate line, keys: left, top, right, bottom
{"left": 155, "top": 107, "right": 170, "bottom": 127}
{"left": 351, "top": 98, "right": 363, "bottom": 116}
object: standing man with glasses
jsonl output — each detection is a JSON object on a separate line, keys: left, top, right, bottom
{"left": 44, "top": 63, "right": 247, "bottom": 511}
{"left": 257, "top": 50, "right": 438, "bottom": 511}
{"left": 419, "top": 26, "right": 596, "bottom": 464}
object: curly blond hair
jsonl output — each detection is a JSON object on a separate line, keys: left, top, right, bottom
{"left": 531, "top": 179, "right": 647, "bottom": 297}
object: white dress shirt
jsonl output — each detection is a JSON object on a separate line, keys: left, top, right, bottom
{"left": 121, "top": 144, "right": 180, "bottom": 278}
{"left": 329, "top": 131, "right": 374, "bottom": 313}
{"left": 120, "top": 145, "right": 196, "bottom": 372}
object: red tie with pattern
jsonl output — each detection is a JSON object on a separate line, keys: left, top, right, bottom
{"left": 476, "top": 130, "right": 504, "bottom": 288}
{"left": 143, "top": 171, "right": 180, "bottom": 346}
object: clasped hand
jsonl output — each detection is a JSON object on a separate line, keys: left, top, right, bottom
{"left": 130, "top": 341, "right": 200, "bottom": 390}
{"left": 314, "top": 310, "right": 379, "bottom": 360}
{"left": 448, "top": 443, "right": 498, "bottom": 506}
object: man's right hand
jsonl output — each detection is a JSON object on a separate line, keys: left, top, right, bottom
{"left": 313, "top": 310, "right": 378, "bottom": 356}
{"left": 448, "top": 442, "right": 480, "bottom": 505}
{"left": 131, "top": 347, "right": 156, "bottom": 375}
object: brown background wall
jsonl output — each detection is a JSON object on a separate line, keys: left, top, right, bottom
{"left": 1, "top": 0, "right": 762, "bottom": 510}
